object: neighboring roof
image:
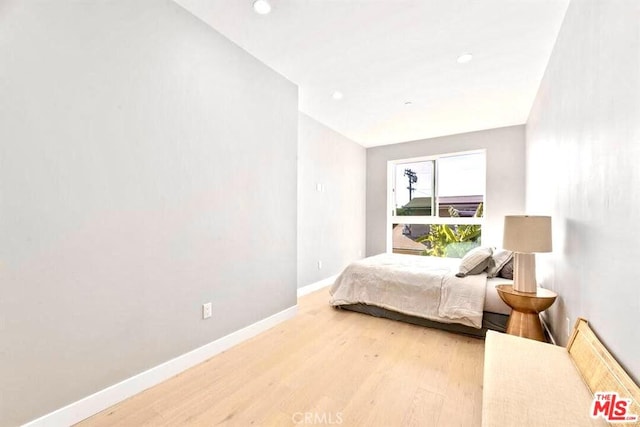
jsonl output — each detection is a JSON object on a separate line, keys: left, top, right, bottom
{"left": 403, "top": 197, "right": 431, "bottom": 209}
{"left": 392, "top": 224, "right": 428, "bottom": 252}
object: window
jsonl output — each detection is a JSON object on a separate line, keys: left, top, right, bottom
{"left": 387, "top": 151, "right": 485, "bottom": 258}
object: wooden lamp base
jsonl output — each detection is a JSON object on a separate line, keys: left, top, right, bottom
{"left": 506, "top": 311, "right": 546, "bottom": 341}
{"left": 496, "top": 284, "right": 558, "bottom": 342}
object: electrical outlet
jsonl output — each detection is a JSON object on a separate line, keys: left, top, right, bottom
{"left": 202, "top": 302, "right": 212, "bottom": 319}
{"left": 317, "top": 260, "right": 322, "bottom": 270}
{"left": 566, "top": 317, "right": 571, "bottom": 337}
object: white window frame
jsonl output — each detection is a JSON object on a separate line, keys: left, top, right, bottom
{"left": 386, "top": 149, "right": 486, "bottom": 253}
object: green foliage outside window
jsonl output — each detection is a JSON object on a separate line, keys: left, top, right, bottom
{"left": 416, "top": 203, "right": 483, "bottom": 258}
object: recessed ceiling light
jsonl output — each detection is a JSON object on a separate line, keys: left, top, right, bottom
{"left": 253, "top": 0, "right": 271, "bottom": 15}
{"left": 457, "top": 53, "right": 473, "bottom": 64}
{"left": 332, "top": 91, "right": 343, "bottom": 100}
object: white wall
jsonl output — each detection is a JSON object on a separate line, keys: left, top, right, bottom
{"left": 297, "top": 113, "right": 366, "bottom": 287}
{"left": 526, "top": 0, "right": 639, "bottom": 382}
{"left": 366, "top": 126, "right": 526, "bottom": 256}
{"left": 0, "top": 1, "right": 298, "bottom": 425}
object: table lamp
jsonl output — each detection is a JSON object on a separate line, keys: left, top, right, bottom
{"left": 503, "top": 215, "right": 552, "bottom": 293}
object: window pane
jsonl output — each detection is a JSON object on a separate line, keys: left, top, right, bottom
{"left": 388, "top": 151, "right": 485, "bottom": 257}
{"left": 392, "top": 223, "right": 428, "bottom": 256}
{"left": 392, "top": 224, "right": 482, "bottom": 258}
{"left": 394, "top": 160, "right": 434, "bottom": 216}
{"left": 392, "top": 223, "right": 482, "bottom": 258}
{"left": 423, "top": 223, "right": 482, "bottom": 258}
{"left": 437, "top": 153, "right": 485, "bottom": 218}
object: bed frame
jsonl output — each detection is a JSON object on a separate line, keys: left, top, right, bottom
{"left": 335, "top": 303, "right": 508, "bottom": 338}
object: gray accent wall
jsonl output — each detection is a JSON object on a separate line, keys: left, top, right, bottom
{"left": 0, "top": 1, "right": 298, "bottom": 425}
{"left": 366, "top": 126, "right": 526, "bottom": 256}
{"left": 526, "top": 0, "right": 639, "bottom": 382}
{"left": 297, "top": 113, "right": 366, "bottom": 287}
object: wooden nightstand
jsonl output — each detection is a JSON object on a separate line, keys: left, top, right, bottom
{"left": 495, "top": 284, "right": 557, "bottom": 342}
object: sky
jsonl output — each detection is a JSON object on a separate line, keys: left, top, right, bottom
{"left": 393, "top": 152, "right": 485, "bottom": 208}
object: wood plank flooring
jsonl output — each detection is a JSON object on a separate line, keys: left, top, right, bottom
{"left": 77, "top": 288, "right": 485, "bottom": 427}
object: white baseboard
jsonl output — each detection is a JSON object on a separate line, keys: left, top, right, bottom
{"left": 297, "top": 274, "right": 338, "bottom": 297}
{"left": 540, "top": 312, "right": 556, "bottom": 345}
{"left": 23, "top": 305, "right": 298, "bottom": 427}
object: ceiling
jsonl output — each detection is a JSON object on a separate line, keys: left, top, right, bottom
{"left": 174, "top": 0, "right": 570, "bottom": 147}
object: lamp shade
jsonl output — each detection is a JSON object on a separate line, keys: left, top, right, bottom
{"left": 503, "top": 215, "right": 552, "bottom": 253}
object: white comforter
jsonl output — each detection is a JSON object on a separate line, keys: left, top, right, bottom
{"left": 329, "top": 253, "right": 487, "bottom": 329}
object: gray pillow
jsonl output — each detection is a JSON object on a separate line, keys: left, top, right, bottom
{"left": 486, "top": 249, "right": 513, "bottom": 278}
{"left": 498, "top": 258, "right": 514, "bottom": 279}
{"left": 456, "top": 246, "right": 493, "bottom": 277}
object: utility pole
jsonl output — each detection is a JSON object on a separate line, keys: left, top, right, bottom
{"left": 404, "top": 169, "right": 417, "bottom": 201}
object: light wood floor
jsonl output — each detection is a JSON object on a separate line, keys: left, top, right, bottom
{"left": 78, "top": 288, "right": 485, "bottom": 427}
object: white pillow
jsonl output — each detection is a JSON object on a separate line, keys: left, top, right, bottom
{"left": 486, "top": 249, "right": 513, "bottom": 278}
{"left": 456, "top": 246, "right": 493, "bottom": 277}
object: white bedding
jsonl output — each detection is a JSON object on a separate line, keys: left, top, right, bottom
{"left": 485, "top": 277, "right": 513, "bottom": 315}
{"left": 329, "top": 253, "right": 490, "bottom": 329}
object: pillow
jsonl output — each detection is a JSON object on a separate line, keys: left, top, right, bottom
{"left": 456, "top": 246, "right": 493, "bottom": 277}
{"left": 498, "top": 257, "right": 514, "bottom": 279}
{"left": 486, "top": 249, "right": 513, "bottom": 278}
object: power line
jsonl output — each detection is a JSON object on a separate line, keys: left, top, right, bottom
{"left": 404, "top": 168, "right": 417, "bottom": 201}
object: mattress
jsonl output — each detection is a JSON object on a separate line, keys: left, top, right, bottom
{"left": 485, "top": 277, "right": 514, "bottom": 315}
{"left": 330, "top": 253, "right": 488, "bottom": 328}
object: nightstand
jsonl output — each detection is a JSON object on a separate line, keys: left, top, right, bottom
{"left": 495, "top": 284, "right": 557, "bottom": 342}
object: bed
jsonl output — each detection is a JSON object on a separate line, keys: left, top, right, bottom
{"left": 329, "top": 252, "right": 513, "bottom": 338}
